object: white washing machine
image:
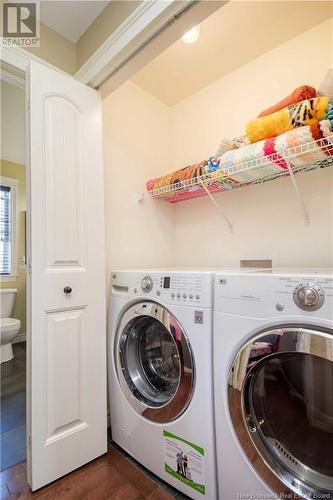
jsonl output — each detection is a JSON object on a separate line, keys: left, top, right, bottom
{"left": 108, "top": 269, "right": 217, "bottom": 499}
{"left": 214, "top": 269, "right": 333, "bottom": 500}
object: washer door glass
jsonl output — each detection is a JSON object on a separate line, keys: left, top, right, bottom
{"left": 229, "top": 327, "right": 333, "bottom": 498}
{"left": 116, "top": 301, "right": 195, "bottom": 423}
{"left": 123, "top": 315, "right": 180, "bottom": 406}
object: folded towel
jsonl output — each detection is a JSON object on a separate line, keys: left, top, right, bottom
{"left": 246, "top": 97, "right": 329, "bottom": 144}
{"left": 258, "top": 85, "right": 317, "bottom": 117}
{"left": 221, "top": 119, "right": 333, "bottom": 184}
{"left": 215, "top": 137, "right": 235, "bottom": 157}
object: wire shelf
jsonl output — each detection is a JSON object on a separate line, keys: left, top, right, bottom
{"left": 145, "top": 137, "right": 333, "bottom": 203}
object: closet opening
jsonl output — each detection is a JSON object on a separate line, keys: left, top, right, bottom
{"left": 1, "top": 63, "right": 28, "bottom": 479}
{"left": 101, "top": 1, "right": 333, "bottom": 271}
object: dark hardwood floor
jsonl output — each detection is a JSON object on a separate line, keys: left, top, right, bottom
{"left": 0, "top": 342, "right": 188, "bottom": 499}
{"left": 0, "top": 445, "right": 174, "bottom": 499}
{"left": 1, "top": 343, "right": 26, "bottom": 471}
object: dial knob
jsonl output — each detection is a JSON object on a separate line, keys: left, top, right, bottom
{"left": 141, "top": 276, "right": 153, "bottom": 293}
{"left": 293, "top": 281, "right": 325, "bottom": 311}
{"left": 297, "top": 287, "right": 318, "bottom": 306}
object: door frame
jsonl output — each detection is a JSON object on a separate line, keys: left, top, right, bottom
{"left": 1, "top": 47, "right": 109, "bottom": 488}
{"left": 1, "top": 47, "right": 80, "bottom": 486}
{"left": 1, "top": 47, "right": 33, "bottom": 484}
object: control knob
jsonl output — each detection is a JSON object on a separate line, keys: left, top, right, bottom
{"left": 293, "top": 281, "right": 325, "bottom": 311}
{"left": 141, "top": 276, "right": 153, "bottom": 293}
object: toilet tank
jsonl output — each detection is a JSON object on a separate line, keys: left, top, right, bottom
{"left": 0, "top": 289, "right": 17, "bottom": 318}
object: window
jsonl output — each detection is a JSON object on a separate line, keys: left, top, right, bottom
{"left": 0, "top": 177, "right": 17, "bottom": 278}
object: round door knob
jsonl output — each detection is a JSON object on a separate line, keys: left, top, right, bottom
{"left": 297, "top": 286, "right": 318, "bottom": 307}
{"left": 64, "top": 286, "right": 72, "bottom": 294}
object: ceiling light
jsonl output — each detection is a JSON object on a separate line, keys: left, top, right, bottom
{"left": 182, "top": 26, "right": 200, "bottom": 44}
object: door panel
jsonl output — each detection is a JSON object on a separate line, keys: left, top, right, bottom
{"left": 45, "top": 307, "right": 87, "bottom": 441}
{"left": 28, "top": 61, "right": 107, "bottom": 490}
{"left": 44, "top": 95, "right": 83, "bottom": 268}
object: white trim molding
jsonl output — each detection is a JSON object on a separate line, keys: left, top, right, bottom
{"left": 0, "top": 61, "right": 25, "bottom": 88}
{"left": 0, "top": 176, "right": 18, "bottom": 280}
{"left": 74, "top": 0, "right": 192, "bottom": 87}
{"left": 1, "top": 1, "right": 222, "bottom": 91}
{"left": 0, "top": 45, "right": 70, "bottom": 77}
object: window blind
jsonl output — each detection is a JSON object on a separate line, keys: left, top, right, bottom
{"left": 0, "top": 185, "right": 12, "bottom": 275}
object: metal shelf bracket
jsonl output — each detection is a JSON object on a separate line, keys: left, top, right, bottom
{"left": 285, "top": 160, "right": 310, "bottom": 226}
{"left": 199, "top": 180, "right": 233, "bottom": 233}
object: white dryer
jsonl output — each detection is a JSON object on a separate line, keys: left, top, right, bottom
{"left": 108, "top": 270, "right": 217, "bottom": 499}
{"left": 213, "top": 269, "right": 333, "bottom": 500}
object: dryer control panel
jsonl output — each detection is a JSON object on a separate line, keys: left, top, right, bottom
{"left": 214, "top": 270, "right": 333, "bottom": 320}
{"left": 111, "top": 270, "right": 213, "bottom": 308}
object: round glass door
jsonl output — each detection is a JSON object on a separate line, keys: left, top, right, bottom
{"left": 116, "top": 301, "right": 195, "bottom": 423}
{"left": 229, "top": 326, "right": 333, "bottom": 498}
{"left": 121, "top": 315, "right": 180, "bottom": 406}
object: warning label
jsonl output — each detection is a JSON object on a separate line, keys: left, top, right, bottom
{"left": 164, "top": 430, "right": 205, "bottom": 495}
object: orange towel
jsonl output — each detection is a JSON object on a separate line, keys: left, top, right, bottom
{"left": 258, "top": 85, "right": 317, "bottom": 117}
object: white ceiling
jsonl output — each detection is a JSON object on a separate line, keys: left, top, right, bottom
{"left": 132, "top": 1, "right": 333, "bottom": 106}
{"left": 36, "top": 1, "right": 110, "bottom": 43}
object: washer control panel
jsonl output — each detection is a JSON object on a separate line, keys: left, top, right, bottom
{"left": 293, "top": 281, "right": 325, "bottom": 311}
{"left": 129, "top": 272, "right": 213, "bottom": 307}
{"left": 141, "top": 275, "right": 153, "bottom": 293}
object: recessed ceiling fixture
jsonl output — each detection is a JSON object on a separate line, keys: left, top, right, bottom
{"left": 181, "top": 25, "right": 200, "bottom": 44}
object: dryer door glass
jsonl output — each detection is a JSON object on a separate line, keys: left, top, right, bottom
{"left": 248, "top": 352, "right": 333, "bottom": 489}
{"left": 229, "top": 327, "right": 333, "bottom": 498}
{"left": 116, "top": 301, "right": 195, "bottom": 423}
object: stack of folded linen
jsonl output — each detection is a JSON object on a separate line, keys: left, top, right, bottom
{"left": 219, "top": 119, "right": 333, "bottom": 185}
{"left": 146, "top": 83, "right": 333, "bottom": 203}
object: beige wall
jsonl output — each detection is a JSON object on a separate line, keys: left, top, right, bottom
{"left": 1, "top": 80, "right": 25, "bottom": 165}
{"left": 21, "top": 2, "right": 141, "bottom": 74}
{"left": 25, "top": 21, "right": 76, "bottom": 74}
{"left": 77, "top": 1, "right": 141, "bottom": 70}
{"left": 103, "top": 18, "right": 333, "bottom": 273}
{"left": 0, "top": 160, "right": 27, "bottom": 334}
{"left": 170, "top": 18, "right": 333, "bottom": 268}
{"left": 102, "top": 80, "right": 175, "bottom": 283}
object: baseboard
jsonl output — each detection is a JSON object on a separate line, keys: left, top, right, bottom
{"left": 12, "top": 333, "right": 26, "bottom": 344}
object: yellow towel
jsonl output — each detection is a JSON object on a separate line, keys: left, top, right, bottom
{"left": 246, "top": 97, "right": 329, "bottom": 144}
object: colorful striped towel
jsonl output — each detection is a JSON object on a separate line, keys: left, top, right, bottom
{"left": 220, "top": 120, "right": 333, "bottom": 184}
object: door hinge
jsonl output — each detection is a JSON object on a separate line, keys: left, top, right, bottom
{"left": 26, "top": 99, "right": 30, "bottom": 111}
{"left": 28, "top": 434, "right": 31, "bottom": 448}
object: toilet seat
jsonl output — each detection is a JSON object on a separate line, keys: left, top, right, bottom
{"left": 0, "top": 317, "right": 21, "bottom": 331}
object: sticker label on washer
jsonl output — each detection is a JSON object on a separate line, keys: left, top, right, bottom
{"left": 194, "top": 311, "right": 203, "bottom": 324}
{"left": 163, "top": 430, "right": 205, "bottom": 495}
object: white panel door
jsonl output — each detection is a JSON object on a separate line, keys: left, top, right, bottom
{"left": 28, "top": 60, "right": 107, "bottom": 490}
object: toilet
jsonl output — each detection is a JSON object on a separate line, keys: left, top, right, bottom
{"left": 0, "top": 289, "right": 21, "bottom": 363}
